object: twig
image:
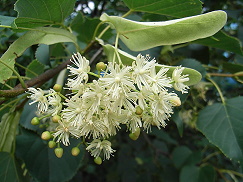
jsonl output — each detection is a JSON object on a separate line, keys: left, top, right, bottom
{"left": 0, "top": 59, "right": 71, "bottom": 98}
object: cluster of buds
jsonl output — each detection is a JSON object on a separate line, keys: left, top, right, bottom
{"left": 28, "top": 53, "right": 190, "bottom": 162}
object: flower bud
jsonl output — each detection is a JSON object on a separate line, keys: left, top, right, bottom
{"left": 94, "top": 157, "right": 102, "bottom": 165}
{"left": 135, "top": 106, "right": 143, "bottom": 115}
{"left": 96, "top": 62, "right": 107, "bottom": 71}
{"left": 170, "top": 96, "right": 181, "bottom": 106}
{"left": 52, "top": 115, "right": 61, "bottom": 123}
{"left": 31, "top": 117, "right": 40, "bottom": 125}
{"left": 55, "top": 147, "right": 64, "bottom": 158}
{"left": 129, "top": 128, "right": 141, "bottom": 140}
{"left": 71, "top": 147, "right": 80, "bottom": 156}
{"left": 53, "top": 84, "right": 62, "bottom": 92}
{"left": 41, "top": 131, "right": 52, "bottom": 140}
{"left": 48, "top": 141, "right": 56, "bottom": 148}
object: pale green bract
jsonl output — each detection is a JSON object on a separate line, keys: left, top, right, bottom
{"left": 100, "top": 10, "right": 227, "bottom": 51}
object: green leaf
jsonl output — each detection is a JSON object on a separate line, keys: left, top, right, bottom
{"left": 178, "top": 59, "right": 207, "bottom": 78}
{"left": 0, "top": 15, "right": 15, "bottom": 26}
{"left": 180, "top": 165, "right": 215, "bottom": 182}
{"left": 16, "top": 128, "right": 85, "bottom": 182}
{"left": 197, "top": 97, "right": 243, "bottom": 161}
{"left": 100, "top": 42, "right": 202, "bottom": 86}
{"left": 26, "top": 59, "right": 45, "bottom": 78}
{"left": 0, "top": 27, "right": 77, "bottom": 84}
{"left": 0, "top": 152, "right": 26, "bottom": 182}
{"left": 192, "top": 30, "right": 243, "bottom": 56}
{"left": 172, "top": 146, "right": 192, "bottom": 169}
{"left": 100, "top": 11, "right": 227, "bottom": 51}
{"left": 123, "top": 0, "right": 202, "bottom": 18}
{"left": 0, "top": 108, "right": 22, "bottom": 153}
{"left": 14, "top": 0, "right": 76, "bottom": 28}
{"left": 171, "top": 110, "right": 184, "bottom": 137}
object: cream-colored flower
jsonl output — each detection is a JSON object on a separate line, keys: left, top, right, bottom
{"left": 86, "top": 139, "right": 115, "bottom": 160}
{"left": 172, "top": 66, "right": 189, "bottom": 93}
{"left": 67, "top": 52, "right": 90, "bottom": 88}
{"left": 27, "top": 87, "right": 48, "bottom": 113}
{"left": 53, "top": 120, "right": 80, "bottom": 146}
{"left": 132, "top": 54, "right": 155, "bottom": 90}
{"left": 48, "top": 89, "right": 62, "bottom": 116}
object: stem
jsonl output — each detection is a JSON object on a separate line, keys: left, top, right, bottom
{"left": 92, "top": 22, "right": 104, "bottom": 40}
{"left": 0, "top": 58, "right": 71, "bottom": 97}
{"left": 88, "top": 72, "right": 100, "bottom": 78}
{"left": 15, "top": 62, "right": 38, "bottom": 77}
{"left": 58, "top": 92, "right": 68, "bottom": 100}
{"left": 0, "top": 59, "right": 27, "bottom": 89}
{"left": 122, "top": 10, "right": 133, "bottom": 17}
{"left": 219, "top": 169, "right": 243, "bottom": 178}
{"left": 97, "top": 25, "right": 110, "bottom": 39}
{"left": 206, "top": 74, "right": 225, "bottom": 104}
{"left": 208, "top": 72, "right": 243, "bottom": 77}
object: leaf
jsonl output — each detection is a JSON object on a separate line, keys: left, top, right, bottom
{"left": 14, "top": 0, "right": 76, "bottom": 28}
{"left": 0, "top": 108, "right": 22, "bottom": 153}
{"left": 0, "top": 27, "right": 77, "bottom": 84}
{"left": 100, "top": 11, "right": 227, "bottom": 51}
{"left": 100, "top": 42, "right": 202, "bottom": 86}
{"left": 0, "top": 152, "right": 26, "bottom": 182}
{"left": 192, "top": 30, "right": 243, "bottom": 56}
{"left": 0, "top": 15, "right": 15, "bottom": 26}
{"left": 171, "top": 110, "right": 184, "bottom": 137}
{"left": 16, "top": 128, "right": 85, "bottom": 182}
{"left": 197, "top": 97, "right": 243, "bottom": 161}
{"left": 35, "top": 44, "right": 50, "bottom": 65}
{"left": 180, "top": 165, "right": 215, "bottom": 182}
{"left": 123, "top": 0, "right": 202, "bottom": 18}
{"left": 26, "top": 59, "right": 45, "bottom": 78}
{"left": 172, "top": 146, "right": 192, "bottom": 169}
{"left": 178, "top": 59, "right": 207, "bottom": 78}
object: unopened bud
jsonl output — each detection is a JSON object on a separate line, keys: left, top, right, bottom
{"left": 55, "top": 147, "right": 64, "bottom": 158}
{"left": 52, "top": 115, "right": 61, "bottom": 123}
{"left": 170, "top": 96, "right": 181, "bottom": 106}
{"left": 41, "top": 131, "right": 52, "bottom": 140}
{"left": 48, "top": 141, "right": 56, "bottom": 148}
{"left": 129, "top": 128, "right": 141, "bottom": 141}
{"left": 31, "top": 117, "right": 40, "bottom": 125}
{"left": 71, "top": 147, "right": 80, "bottom": 156}
{"left": 53, "top": 84, "right": 62, "bottom": 92}
{"left": 94, "top": 157, "right": 102, "bottom": 165}
{"left": 135, "top": 106, "right": 143, "bottom": 115}
{"left": 96, "top": 62, "right": 107, "bottom": 71}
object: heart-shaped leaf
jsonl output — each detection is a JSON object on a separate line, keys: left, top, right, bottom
{"left": 100, "top": 11, "right": 227, "bottom": 51}
{"left": 0, "top": 152, "right": 27, "bottom": 182}
{"left": 14, "top": 0, "right": 76, "bottom": 28}
{"left": 16, "top": 128, "right": 85, "bottom": 182}
{"left": 197, "top": 97, "right": 243, "bottom": 162}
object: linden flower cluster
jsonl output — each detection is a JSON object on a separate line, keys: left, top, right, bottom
{"left": 28, "top": 52, "right": 190, "bottom": 161}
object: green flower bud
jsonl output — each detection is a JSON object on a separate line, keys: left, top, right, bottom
{"left": 52, "top": 115, "right": 61, "bottom": 123}
{"left": 31, "top": 117, "right": 40, "bottom": 125}
{"left": 41, "top": 131, "right": 52, "bottom": 140}
{"left": 71, "top": 147, "right": 80, "bottom": 156}
{"left": 48, "top": 141, "right": 56, "bottom": 148}
{"left": 96, "top": 62, "right": 107, "bottom": 71}
{"left": 129, "top": 128, "right": 141, "bottom": 140}
{"left": 135, "top": 106, "right": 143, "bottom": 115}
{"left": 94, "top": 157, "right": 102, "bottom": 165}
{"left": 55, "top": 147, "right": 64, "bottom": 158}
{"left": 53, "top": 84, "right": 62, "bottom": 92}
